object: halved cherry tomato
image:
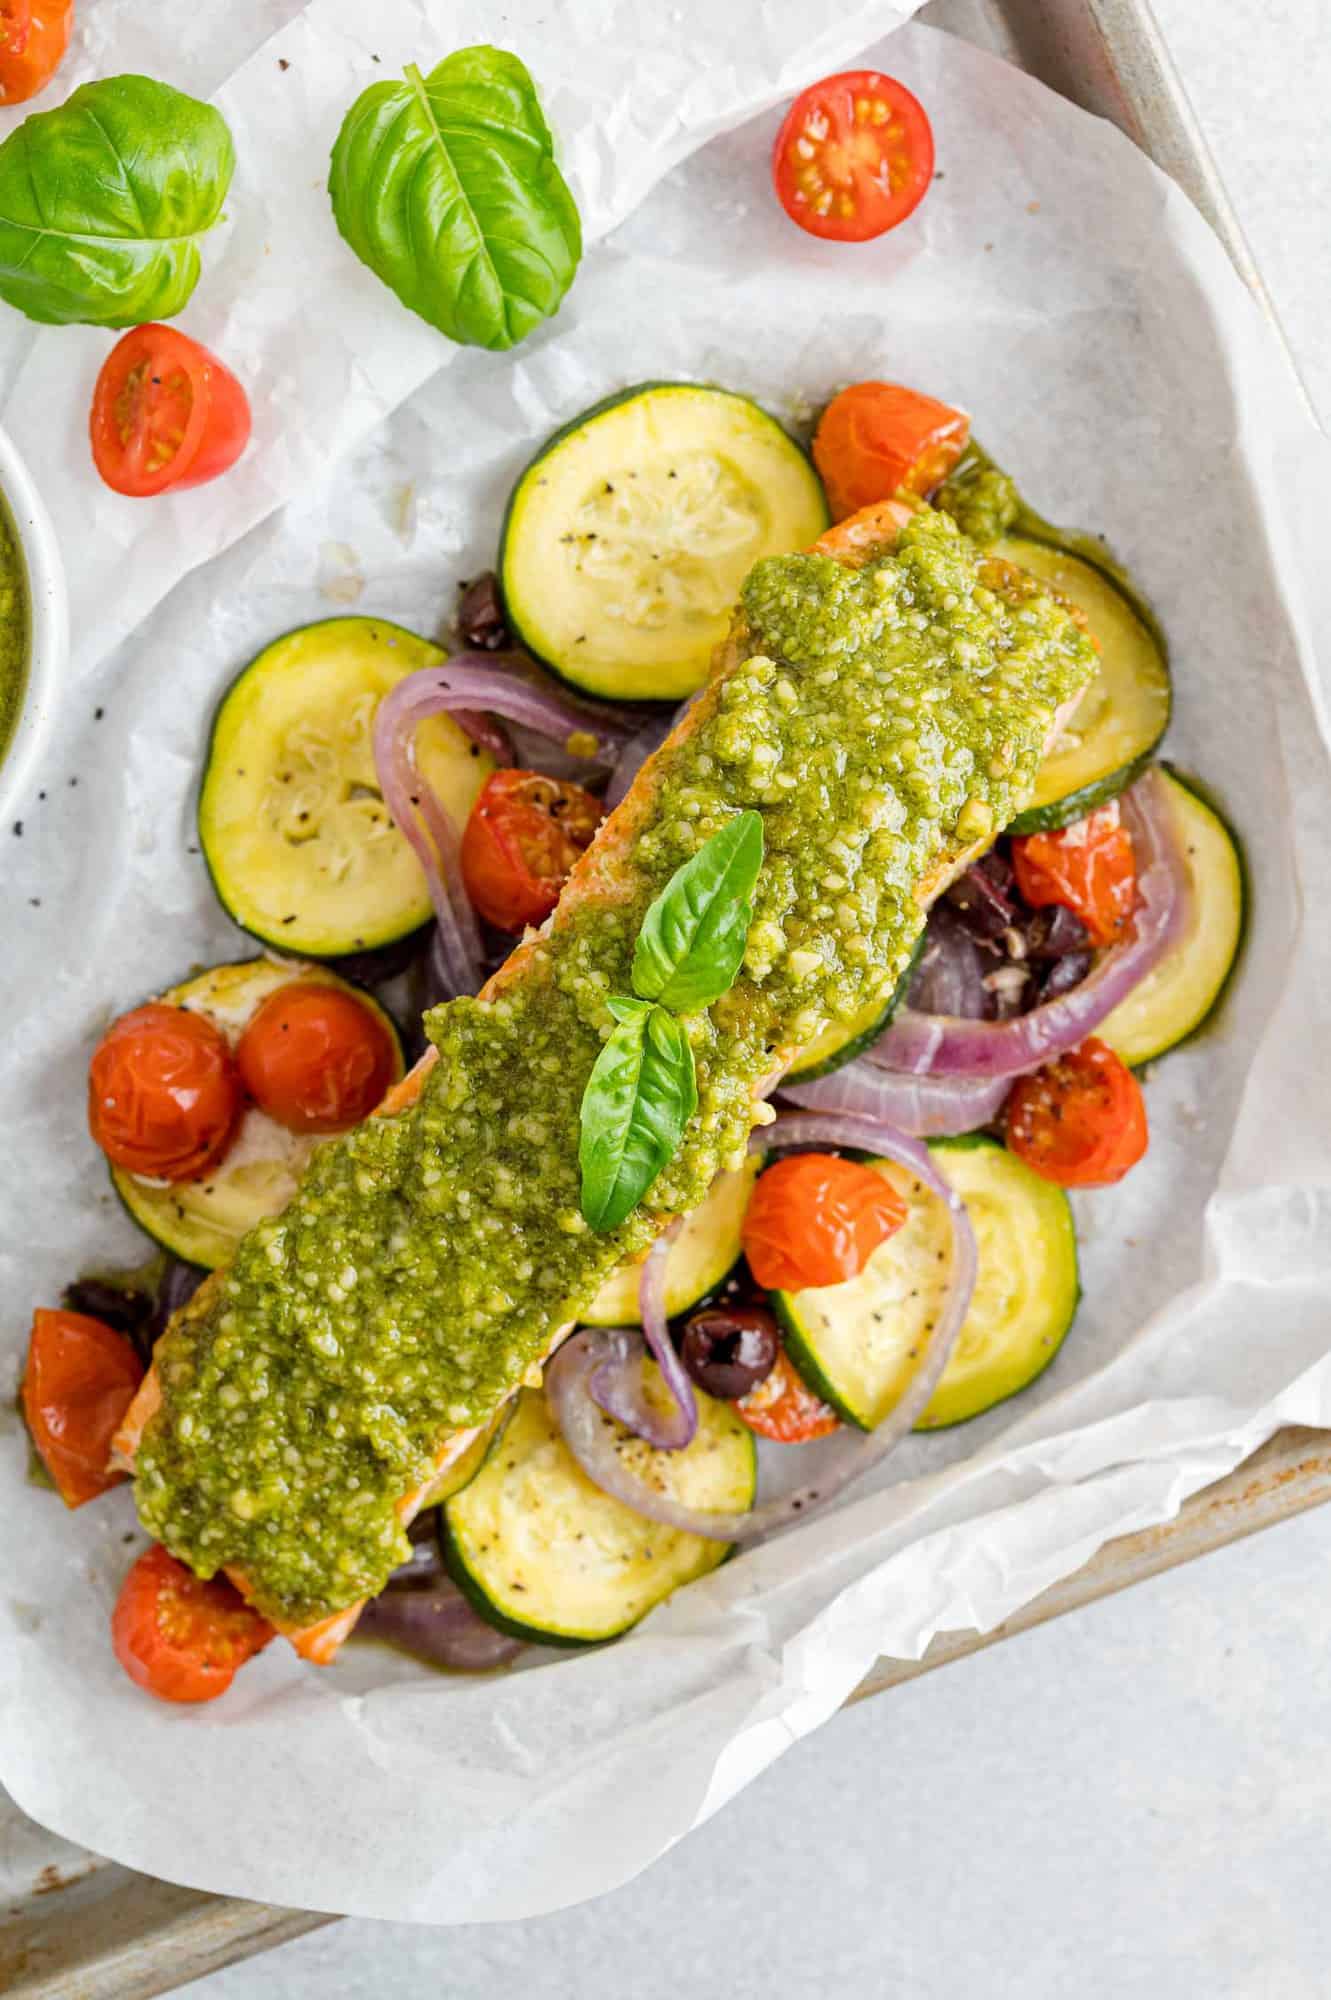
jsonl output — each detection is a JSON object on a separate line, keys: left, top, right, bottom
{"left": 88, "top": 1002, "right": 242, "bottom": 1182}
{"left": 90, "top": 324, "right": 251, "bottom": 500}
{"left": 742, "top": 1153, "right": 907, "bottom": 1293}
{"left": 0, "top": 0, "right": 72, "bottom": 106}
{"left": 736, "top": 1347, "right": 839, "bottom": 1444}
{"left": 460, "top": 768, "right": 602, "bottom": 932}
{"left": 1006, "top": 1037, "right": 1148, "bottom": 1188}
{"left": 21, "top": 1308, "right": 144, "bottom": 1508}
{"left": 1012, "top": 802, "right": 1138, "bottom": 948}
{"left": 111, "top": 1544, "right": 274, "bottom": 1704}
{"left": 813, "top": 382, "right": 970, "bottom": 520}
{"left": 772, "top": 70, "right": 934, "bottom": 244}
{"left": 236, "top": 982, "right": 398, "bottom": 1135}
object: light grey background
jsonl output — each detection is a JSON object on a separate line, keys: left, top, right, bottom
{"left": 186, "top": 2, "right": 1331, "bottom": 1993}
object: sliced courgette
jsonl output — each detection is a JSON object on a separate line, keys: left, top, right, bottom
{"left": 581, "top": 1157, "right": 761, "bottom": 1327}
{"left": 499, "top": 383, "right": 830, "bottom": 702}
{"left": 784, "top": 935, "right": 925, "bottom": 1083}
{"left": 998, "top": 536, "right": 1171, "bottom": 833}
{"left": 1098, "top": 767, "right": 1245, "bottom": 1065}
{"left": 110, "top": 957, "right": 404, "bottom": 1270}
{"left": 776, "top": 1137, "right": 1079, "bottom": 1431}
{"left": 441, "top": 1373, "right": 755, "bottom": 1646}
{"left": 198, "top": 617, "right": 493, "bottom": 957}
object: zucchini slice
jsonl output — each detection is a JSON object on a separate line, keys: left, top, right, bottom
{"left": 499, "top": 383, "right": 829, "bottom": 702}
{"left": 110, "top": 958, "right": 404, "bottom": 1270}
{"left": 784, "top": 936, "right": 924, "bottom": 1083}
{"left": 198, "top": 617, "right": 493, "bottom": 957}
{"left": 441, "top": 1374, "right": 755, "bottom": 1646}
{"left": 999, "top": 537, "right": 1172, "bottom": 834}
{"left": 1098, "top": 768, "right": 1245, "bottom": 1065}
{"left": 581, "top": 1158, "right": 761, "bottom": 1327}
{"left": 776, "top": 1137, "right": 1079, "bottom": 1431}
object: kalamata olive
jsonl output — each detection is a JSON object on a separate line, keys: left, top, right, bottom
{"left": 944, "top": 859, "right": 1015, "bottom": 941}
{"left": 328, "top": 927, "right": 430, "bottom": 989}
{"left": 680, "top": 1306, "right": 780, "bottom": 1400}
{"left": 1023, "top": 902, "right": 1090, "bottom": 961}
{"left": 1039, "top": 949, "right": 1094, "bottom": 1002}
{"left": 61, "top": 1277, "right": 153, "bottom": 1340}
{"left": 457, "top": 571, "right": 511, "bottom": 652}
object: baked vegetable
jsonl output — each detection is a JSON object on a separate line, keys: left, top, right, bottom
{"left": 581, "top": 1158, "right": 761, "bottom": 1327}
{"left": 198, "top": 617, "right": 493, "bottom": 957}
{"left": 109, "top": 959, "right": 405, "bottom": 1270}
{"left": 440, "top": 1373, "right": 755, "bottom": 1645}
{"left": 1098, "top": 769, "right": 1244, "bottom": 1064}
{"left": 499, "top": 383, "right": 830, "bottom": 700}
{"left": 776, "top": 1137, "right": 1079, "bottom": 1430}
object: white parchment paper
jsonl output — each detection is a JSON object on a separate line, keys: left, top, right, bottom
{"left": 3, "top": 2, "right": 1331, "bottom": 1922}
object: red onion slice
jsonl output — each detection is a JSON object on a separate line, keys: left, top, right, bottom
{"left": 781, "top": 1059, "right": 1011, "bottom": 1136}
{"left": 870, "top": 769, "right": 1189, "bottom": 1079}
{"left": 588, "top": 1225, "right": 699, "bottom": 1450}
{"left": 358, "top": 1577, "right": 524, "bottom": 1672}
{"left": 547, "top": 1114, "right": 977, "bottom": 1543}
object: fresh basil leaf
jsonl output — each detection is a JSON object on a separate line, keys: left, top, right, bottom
{"left": 632, "top": 811, "right": 765, "bottom": 1013}
{"left": 579, "top": 1003, "right": 696, "bottom": 1232}
{"left": 0, "top": 76, "right": 235, "bottom": 328}
{"left": 328, "top": 45, "right": 582, "bottom": 353}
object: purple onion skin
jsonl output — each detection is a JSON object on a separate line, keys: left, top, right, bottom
{"left": 680, "top": 1306, "right": 779, "bottom": 1400}
{"left": 914, "top": 839, "right": 1094, "bottom": 1023}
{"left": 457, "top": 572, "right": 511, "bottom": 652}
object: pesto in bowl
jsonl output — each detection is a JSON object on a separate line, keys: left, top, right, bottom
{"left": 0, "top": 498, "right": 29, "bottom": 772}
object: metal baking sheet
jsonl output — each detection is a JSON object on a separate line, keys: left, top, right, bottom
{"left": 2, "top": 2, "right": 1317, "bottom": 1991}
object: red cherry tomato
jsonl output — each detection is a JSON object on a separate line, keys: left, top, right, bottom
{"left": 460, "top": 768, "right": 602, "bottom": 932}
{"left": 90, "top": 324, "right": 251, "bottom": 499}
{"left": 111, "top": 1544, "right": 275, "bottom": 1704}
{"left": 21, "top": 1308, "right": 144, "bottom": 1508}
{"left": 1012, "top": 801, "right": 1138, "bottom": 948}
{"left": 89, "top": 1003, "right": 242, "bottom": 1182}
{"left": 736, "top": 1347, "right": 839, "bottom": 1444}
{"left": 235, "top": 982, "right": 399, "bottom": 1135}
{"left": 742, "top": 1153, "right": 908, "bottom": 1293}
{"left": 813, "top": 382, "right": 970, "bottom": 519}
{"left": 772, "top": 70, "right": 934, "bottom": 243}
{"left": 0, "top": 0, "right": 72, "bottom": 106}
{"left": 1006, "top": 1037, "right": 1148, "bottom": 1188}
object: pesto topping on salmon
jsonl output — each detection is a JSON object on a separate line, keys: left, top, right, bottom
{"left": 135, "top": 508, "right": 1096, "bottom": 1623}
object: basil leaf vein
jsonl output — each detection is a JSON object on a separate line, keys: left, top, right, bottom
{"left": 328, "top": 44, "right": 582, "bottom": 352}
{"left": 631, "top": 810, "right": 765, "bottom": 1013}
{"left": 0, "top": 76, "right": 235, "bottom": 328}
{"left": 579, "top": 1003, "right": 697, "bottom": 1232}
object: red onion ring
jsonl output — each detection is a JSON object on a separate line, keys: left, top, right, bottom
{"left": 372, "top": 656, "right": 636, "bottom": 999}
{"left": 588, "top": 1225, "right": 699, "bottom": 1450}
{"left": 870, "top": 768, "right": 1188, "bottom": 1079}
{"left": 358, "top": 1577, "right": 524, "bottom": 1672}
{"left": 546, "top": 1113, "right": 977, "bottom": 1543}
{"left": 781, "top": 1058, "right": 1012, "bottom": 1136}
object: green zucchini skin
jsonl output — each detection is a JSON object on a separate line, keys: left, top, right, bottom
{"left": 580, "top": 1156, "right": 761, "bottom": 1329}
{"left": 440, "top": 1378, "right": 755, "bottom": 1647}
{"left": 775, "top": 1137, "right": 1080, "bottom": 1432}
{"left": 784, "top": 935, "right": 925, "bottom": 1083}
{"left": 498, "top": 381, "right": 829, "bottom": 703}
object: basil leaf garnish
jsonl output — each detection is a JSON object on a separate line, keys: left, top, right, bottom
{"left": 0, "top": 77, "right": 235, "bottom": 328}
{"left": 329, "top": 45, "right": 582, "bottom": 352}
{"left": 631, "top": 811, "right": 764, "bottom": 1013}
{"left": 579, "top": 1002, "right": 697, "bottom": 1232}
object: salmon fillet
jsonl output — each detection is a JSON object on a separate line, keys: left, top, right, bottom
{"left": 113, "top": 498, "right": 1095, "bottom": 1658}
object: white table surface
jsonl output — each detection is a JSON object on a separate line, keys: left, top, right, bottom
{"left": 187, "top": 3, "right": 1331, "bottom": 1992}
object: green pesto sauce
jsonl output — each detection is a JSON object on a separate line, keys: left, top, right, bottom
{"left": 0, "top": 502, "right": 28, "bottom": 771}
{"left": 136, "top": 509, "right": 1096, "bottom": 1622}
{"left": 936, "top": 460, "right": 1020, "bottom": 547}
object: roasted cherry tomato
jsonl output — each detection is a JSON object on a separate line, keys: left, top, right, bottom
{"left": 111, "top": 1544, "right": 275, "bottom": 1704}
{"left": 460, "top": 768, "right": 601, "bottom": 932}
{"left": 742, "top": 1153, "right": 907, "bottom": 1293}
{"left": 0, "top": 0, "right": 72, "bottom": 106}
{"left": 736, "top": 1347, "right": 839, "bottom": 1444}
{"left": 1011, "top": 802, "right": 1138, "bottom": 949}
{"left": 90, "top": 324, "right": 251, "bottom": 499}
{"left": 235, "top": 982, "right": 398, "bottom": 1135}
{"left": 21, "top": 1308, "right": 144, "bottom": 1508}
{"left": 1006, "top": 1037, "right": 1148, "bottom": 1188}
{"left": 772, "top": 70, "right": 934, "bottom": 243}
{"left": 813, "top": 382, "right": 970, "bottom": 519}
{"left": 89, "top": 1003, "right": 242, "bottom": 1182}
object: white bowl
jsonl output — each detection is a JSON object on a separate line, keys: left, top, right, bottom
{"left": 0, "top": 422, "right": 68, "bottom": 825}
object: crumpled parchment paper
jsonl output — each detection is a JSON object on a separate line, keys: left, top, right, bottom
{"left": 3, "top": 0, "right": 1330, "bottom": 1924}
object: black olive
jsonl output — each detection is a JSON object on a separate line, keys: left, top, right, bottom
{"left": 680, "top": 1306, "right": 780, "bottom": 1400}
{"left": 327, "top": 927, "right": 430, "bottom": 988}
{"left": 457, "top": 571, "right": 511, "bottom": 652}
{"left": 1038, "top": 949, "right": 1094, "bottom": 1002}
{"left": 1023, "top": 903, "right": 1090, "bottom": 961}
{"left": 61, "top": 1277, "right": 153, "bottom": 1339}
